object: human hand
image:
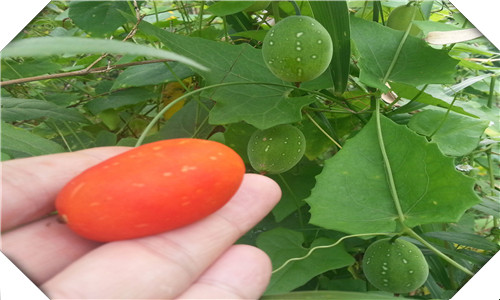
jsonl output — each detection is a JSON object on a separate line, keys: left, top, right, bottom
{"left": 1, "top": 147, "right": 281, "bottom": 299}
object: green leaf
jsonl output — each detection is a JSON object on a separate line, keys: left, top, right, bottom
{"left": 111, "top": 62, "right": 194, "bottom": 90}
{"left": 223, "top": 121, "right": 257, "bottom": 164}
{"left": 206, "top": 1, "right": 254, "bottom": 16}
{"left": 85, "top": 88, "right": 158, "bottom": 114}
{"left": 0, "top": 37, "right": 208, "bottom": 72}
{"left": 257, "top": 228, "right": 355, "bottom": 295}
{"left": 389, "top": 82, "right": 477, "bottom": 117}
{"left": 68, "top": 1, "right": 131, "bottom": 36}
{"left": 230, "top": 30, "right": 267, "bottom": 42}
{"left": 423, "top": 232, "right": 499, "bottom": 252}
{"left": 350, "top": 16, "right": 458, "bottom": 91}
{"left": 262, "top": 290, "right": 408, "bottom": 300}
{"left": 156, "top": 99, "right": 214, "bottom": 140}
{"left": 408, "top": 110, "right": 489, "bottom": 156}
{"left": 1, "top": 97, "right": 88, "bottom": 123}
{"left": 310, "top": 1, "right": 351, "bottom": 95}
{"left": 306, "top": 114, "right": 480, "bottom": 235}
{"left": 1, "top": 58, "right": 61, "bottom": 79}
{"left": 138, "top": 21, "right": 314, "bottom": 129}
{"left": 1, "top": 122, "right": 65, "bottom": 158}
{"left": 412, "top": 20, "right": 462, "bottom": 35}
{"left": 269, "top": 161, "right": 322, "bottom": 222}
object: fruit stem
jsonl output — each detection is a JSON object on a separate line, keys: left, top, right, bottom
{"left": 404, "top": 227, "right": 475, "bottom": 277}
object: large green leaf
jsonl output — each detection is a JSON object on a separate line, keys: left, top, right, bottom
{"left": 1, "top": 97, "right": 88, "bottom": 123}
{"left": 306, "top": 113, "right": 480, "bottom": 235}
{"left": 138, "top": 21, "right": 315, "bottom": 129}
{"left": 350, "top": 16, "right": 458, "bottom": 91}
{"left": 68, "top": 1, "right": 131, "bottom": 36}
{"left": 256, "top": 228, "right": 355, "bottom": 295}
{"left": 1, "top": 122, "right": 65, "bottom": 158}
{"left": 408, "top": 110, "right": 489, "bottom": 156}
{"left": 0, "top": 37, "right": 207, "bottom": 72}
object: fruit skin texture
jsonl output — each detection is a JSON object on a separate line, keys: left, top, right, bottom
{"left": 262, "top": 15, "right": 333, "bottom": 83}
{"left": 386, "top": 5, "right": 425, "bottom": 36}
{"left": 247, "top": 124, "right": 306, "bottom": 174}
{"left": 55, "top": 138, "right": 245, "bottom": 242}
{"left": 362, "top": 238, "right": 429, "bottom": 294}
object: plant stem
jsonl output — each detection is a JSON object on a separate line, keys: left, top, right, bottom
{"left": 429, "top": 95, "right": 458, "bottom": 139}
{"left": 487, "top": 75, "right": 497, "bottom": 108}
{"left": 289, "top": 1, "right": 301, "bottom": 16}
{"left": 271, "top": 1, "right": 281, "bottom": 22}
{"left": 153, "top": 1, "right": 159, "bottom": 23}
{"left": 198, "top": 1, "right": 205, "bottom": 36}
{"left": 375, "top": 99, "right": 406, "bottom": 223}
{"left": 405, "top": 227, "right": 475, "bottom": 276}
{"left": 305, "top": 111, "right": 342, "bottom": 149}
{"left": 382, "top": 7, "right": 416, "bottom": 84}
{"left": 0, "top": 59, "right": 171, "bottom": 87}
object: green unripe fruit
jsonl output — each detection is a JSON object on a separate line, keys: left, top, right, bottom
{"left": 386, "top": 5, "right": 425, "bottom": 36}
{"left": 247, "top": 124, "right": 306, "bottom": 174}
{"left": 362, "top": 238, "right": 429, "bottom": 294}
{"left": 262, "top": 15, "right": 333, "bottom": 83}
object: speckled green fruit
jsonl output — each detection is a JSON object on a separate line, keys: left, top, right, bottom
{"left": 386, "top": 5, "right": 425, "bottom": 36}
{"left": 247, "top": 124, "right": 306, "bottom": 174}
{"left": 362, "top": 238, "right": 429, "bottom": 294}
{"left": 262, "top": 15, "right": 333, "bottom": 83}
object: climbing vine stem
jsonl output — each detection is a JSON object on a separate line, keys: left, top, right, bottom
{"left": 272, "top": 232, "right": 392, "bottom": 274}
{"left": 375, "top": 99, "right": 406, "bottom": 224}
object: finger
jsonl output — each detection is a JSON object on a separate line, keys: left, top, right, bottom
{"left": 1, "top": 147, "right": 130, "bottom": 231}
{"left": 1, "top": 215, "right": 102, "bottom": 285}
{"left": 41, "top": 174, "right": 281, "bottom": 299}
{"left": 176, "top": 244, "right": 272, "bottom": 299}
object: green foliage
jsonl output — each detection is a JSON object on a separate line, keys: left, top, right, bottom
{"left": 68, "top": 1, "right": 132, "bottom": 36}
{"left": 257, "top": 227, "right": 355, "bottom": 294}
{"left": 1, "top": 1, "right": 498, "bottom": 298}
{"left": 350, "top": 16, "right": 458, "bottom": 91}
{"left": 307, "top": 114, "right": 481, "bottom": 234}
{"left": 309, "top": 1, "right": 350, "bottom": 95}
{"left": 408, "top": 110, "right": 490, "bottom": 156}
